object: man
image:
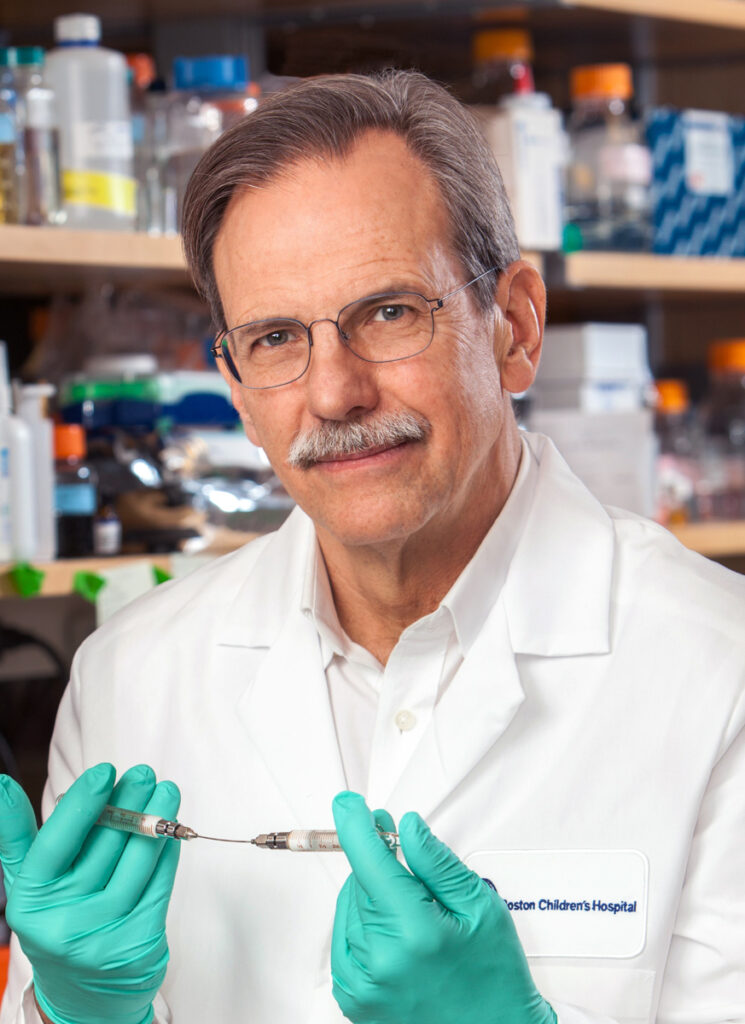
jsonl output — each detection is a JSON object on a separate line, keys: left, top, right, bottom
{"left": 1, "top": 70, "right": 744, "bottom": 1024}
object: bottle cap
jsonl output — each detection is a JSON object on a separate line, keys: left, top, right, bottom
{"left": 54, "top": 423, "right": 87, "bottom": 460}
{"left": 172, "top": 55, "right": 248, "bottom": 92}
{"left": 655, "top": 379, "right": 689, "bottom": 414}
{"left": 708, "top": 338, "right": 745, "bottom": 373}
{"left": 54, "top": 14, "right": 101, "bottom": 45}
{"left": 571, "top": 63, "right": 633, "bottom": 102}
{"left": 0, "top": 46, "right": 45, "bottom": 67}
{"left": 126, "top": 52, "right": 157, "bottom": 90}
{"left": 472, "top": 29, "right": 534, "bottom": 66}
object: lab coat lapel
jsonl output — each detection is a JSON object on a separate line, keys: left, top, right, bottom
{"left": 235, "top": 608, "right": 347, "bottom": 829}
{"left": 219, "top": 510, "right": 349, "bottom": 889}
{"left": 382, "top": 434, "right": 615, "bottom": 824}
{"left": 385, "top": 598, "right": 523, "bottom": 823}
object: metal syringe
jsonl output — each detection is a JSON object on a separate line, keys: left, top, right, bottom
{"left": 85, "top": 803, "right": 398, "bottom": 850}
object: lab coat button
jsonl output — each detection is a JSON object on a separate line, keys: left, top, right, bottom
{"left": 395, "top": 710, "right": 417, "bottom": 731}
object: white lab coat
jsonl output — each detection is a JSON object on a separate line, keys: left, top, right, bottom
{"left": 2, "top": 432, "right": 744, "bottom": 1024}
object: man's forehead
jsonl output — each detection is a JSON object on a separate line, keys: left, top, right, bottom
{"left": 214, "top": 130, "right": 454, "bottom": 318}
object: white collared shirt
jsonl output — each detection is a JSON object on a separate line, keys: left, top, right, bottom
{"left": 301, "top": 434, "right": 538, "bottom": 806}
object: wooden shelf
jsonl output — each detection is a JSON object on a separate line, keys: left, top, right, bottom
{"left": 669, "top": 520, "right": 745, "bottom": 558}
{"left": 552, "top": 251, "right": 745, "bottom": 297}
{"left": 0, "top": 528, "right": 258, "bottom": 598}
{"left": 0, "top": 225, "right": 189, "bottom": 295}
{"left": 0, "top": 554, "right": 173, "bottom": 598}
{"left": 561, "top": 0, "right": 745, "bottom": 30}
{"left": 4, "top": 226, "right": 745, "bottom": 300}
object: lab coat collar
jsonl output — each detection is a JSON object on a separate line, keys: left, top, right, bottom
{"left": 503, "top": 433, "right": 614, "bottom": 657}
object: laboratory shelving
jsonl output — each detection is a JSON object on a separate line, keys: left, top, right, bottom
{"left": 0, "top": 527, "right": 258, "bottom": 599}
{"left": 6, "top": 226, "right": 745, "bottom": 300}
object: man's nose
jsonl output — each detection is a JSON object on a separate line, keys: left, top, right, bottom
{"left": 303, "top": 319, "right": 379, "bottom": 420}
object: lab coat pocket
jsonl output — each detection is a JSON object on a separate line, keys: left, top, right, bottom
{"left": 529, "top": 964, "right": 656, "bottom": 1024}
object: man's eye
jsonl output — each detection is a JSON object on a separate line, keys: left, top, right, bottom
{"left": 254, "top": 330, "right": 293, "bottom": 348}
{"left": 373, "top": 304, "right": 406, "bottom": 323}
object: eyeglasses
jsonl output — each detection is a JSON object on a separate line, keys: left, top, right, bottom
{"left": 211, "top": 266, "right": 499, "bottom": 390}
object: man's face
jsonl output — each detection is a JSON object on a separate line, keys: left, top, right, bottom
{"left": 213, "top": 130, "right": 522, "bottom": 551}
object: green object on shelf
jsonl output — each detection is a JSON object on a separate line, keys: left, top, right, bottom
{"left": 562, "top": 222, "right": 584, "bottom": 254}
{"left": 152, "top": 566, "right": 173, "bottom": 586}
{"left": 8, "top": 562, "right": 45, "bottom": 598}
{"left": 72, "top": 571, "right": 107, "bottom": 603}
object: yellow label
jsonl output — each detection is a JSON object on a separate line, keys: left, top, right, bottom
{"left": 63, "top": 170, "right": 136, "bottom": 216}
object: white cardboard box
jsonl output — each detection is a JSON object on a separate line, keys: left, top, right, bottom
{"left": 529, "top": 409, "right": 656, "bottom": 517}
{"left": 539, "top": 323, "right": 650, "bottom": 383}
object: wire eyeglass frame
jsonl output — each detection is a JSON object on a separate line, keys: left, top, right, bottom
{"left": 211, "top": 265, "right": 499, "bottom": 390}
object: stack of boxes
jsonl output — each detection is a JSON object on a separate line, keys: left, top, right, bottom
{"left": 528, "top": 323, "right": 656, "bottom": 517}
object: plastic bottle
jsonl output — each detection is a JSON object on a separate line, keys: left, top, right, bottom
{"left": 0, "top": 344, "right": 15, "bottom": 560}
{"left": 93, "top": 499, "right": 122, "bottom": 555}
{"left": 4, "top": 47, "right": 63, "bottom": 226}
{"left": 0, "top": 55, "right": 19, "bottom": 224}
{"left": 54, "top": 423, "right": 97, "bottom": 557}
{"left": 162, "top": 55, "right": 253, "bottom": 234}
{"left": 653, "top": 379, "right": 699, "bottom": 526}
{"left": 564, "top": 64, "right": 651, "bottom": 252}
{"left": 696, "top": 339, "right": 745, "bottom": 521}
{"left": 126, "top": 53, "right": 157, "bottom": 232}
{"left": 0, "top": 343, "right": 36, "bottom": 561}
{"left": 466, "top": 29, "right": 535, "bottom": 104}
{"left": 45, "top": 14, "right": 135, "bottom": 231}
{"left": 14, "top": 382, "right": 57, "bottom": 560}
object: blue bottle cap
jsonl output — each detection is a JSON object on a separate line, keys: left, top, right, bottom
{"left": 172, "top": 55, "right": 248, "bottom": 93}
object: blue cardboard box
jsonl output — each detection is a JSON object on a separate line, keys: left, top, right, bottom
{"left": 646, "top": 107, "right": 745, "bottom": 256}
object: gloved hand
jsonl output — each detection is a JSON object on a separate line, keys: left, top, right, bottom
{"left": 0, "top": 763, "right": 181, "bottom": 1024}
{"left": 331, "top": 791, "right": 556, "bottom": 1024}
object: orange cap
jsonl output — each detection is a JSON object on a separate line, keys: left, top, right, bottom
{"left": 571, "top": 63, "right": 633, "bottom": 102}
{"left": 54, "top": 423, "right": 87, "bottom": 460}
{"left": 126, "top": 53, "right": 156, "bottom": 90}
{"left": 472, "top": 29, "right": 533, "bottom": 65}
{"left": 708, "top": 339, "right": 745, "bottom": 373}
{"left": 655, "top": 379, "right": 689, "bottom": 415}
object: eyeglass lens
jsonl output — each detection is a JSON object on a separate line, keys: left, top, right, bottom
{"left": 222, "top": 292, "right": 435, "bottom": 389}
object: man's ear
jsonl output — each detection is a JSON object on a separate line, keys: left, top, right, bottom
{"left": 495, "top": 260, "right": 546, "bottom": 394}
{"left": 216, "top": 355, "right": 263, "bottom": 447}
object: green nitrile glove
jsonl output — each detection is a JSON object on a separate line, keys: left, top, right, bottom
{"left": 0, "top": 763, "right": 181, "bottom": 1024}
{"left": 331, "top": 791, "right": 556, "bottom": 1024}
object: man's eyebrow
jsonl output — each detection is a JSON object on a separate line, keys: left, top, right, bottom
{"left": 232, "top": 280, "right": 435, "bottom": 325}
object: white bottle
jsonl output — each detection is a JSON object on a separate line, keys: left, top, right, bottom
{"left": 45, "top": 14, "right": 135, "bottom": 231}
{"left": 0, "top": 344, "right": 36, "bottom": 561}
{"left": 479, "top": 91, "right": 567, "bottom": 252}
{"left": 14, "top": 381, "right": 57, "bottom": 560}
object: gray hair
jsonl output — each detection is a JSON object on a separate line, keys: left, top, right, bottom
{"left": 181, "top": 68, "right": 520, "bottom": 333}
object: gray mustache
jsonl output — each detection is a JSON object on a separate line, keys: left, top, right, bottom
{"left": 287, "top": 411, "right": 430, "bottom": 469}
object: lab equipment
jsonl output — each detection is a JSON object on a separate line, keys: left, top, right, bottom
{"left": 331, "top": 791, "right": 557, "bottom": 1024}
{"left": 54, "top": 423, "right": 97, "bottom": 557}
{"left": 91, "top": 802, "right": 399, "bottom": 850}
{"left": 14, "top": 381, "right": 57, "bottom": 560}
{"left": 697, "top": 338, "right": 745, "bottom": 520}
{"left": 0, "top": 342, "right": 36, "bottom": 561}
{"left": 251, "top": 828, "right": 399, "bottom": 852}
{"left": 162, "top": 55, "right": 255, "bottom": 234}
{"left": 0, "top": 59, "right": 18, "bottom": 224}
{"left": 564, "top": 63, "right": 651, "bottom": 252}
{"left": 46, "top": 13, "right": 135, "bottom": 231}
{"left": 96, "top": 803, "right": 198, "bottom": 841}
{"left": 4, "top": 46, "right": 63, "bottom": 225}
